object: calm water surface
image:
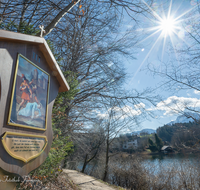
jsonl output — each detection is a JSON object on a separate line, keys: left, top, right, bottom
{"left": 141, "top": 153, "right": 200, "bottom": 174}
{"left": 70, "top": 153, "right": 200, "bottom": 174}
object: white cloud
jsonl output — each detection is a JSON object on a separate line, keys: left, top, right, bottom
{"left": 134, "top": 103, "right": 145, "bottom": 109}
{"left": 194, "top": 90, "right": 200, "bottom": 95}
{"left": 152, "top": 96, "right": 200, "bottom": 115}
{"left": 96, "top": 105, "right": 143, "bottom": 119}
{"left": 97, "top": 113, "right": 109, "bottom": 119}
{"left": 121, "top": 105, "right": 142, "bottom": 116}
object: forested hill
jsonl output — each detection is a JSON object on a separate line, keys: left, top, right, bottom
{"left": 157, "top": 122, "right": 200, "bottom": 147}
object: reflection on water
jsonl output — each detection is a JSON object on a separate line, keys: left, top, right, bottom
{"left": 148, "top": 153, "right": 200, "bottom": 160}
{"left": 142, "top": 153, "right": 200, "bottom": 175}
{"left": 144, "top": 153, "right": 200, "bottom": 164}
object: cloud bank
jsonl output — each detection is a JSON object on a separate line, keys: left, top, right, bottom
{"left": 150, "top": 96, "right": 200, "bottom": 115}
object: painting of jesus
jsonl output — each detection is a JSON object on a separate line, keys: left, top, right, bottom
{"left": 8, "top": 54, "right": 49, "bottom": 130}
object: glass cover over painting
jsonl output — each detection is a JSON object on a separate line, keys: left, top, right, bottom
{"left": 8, "top": 54, "right": 49, "bottom": 130}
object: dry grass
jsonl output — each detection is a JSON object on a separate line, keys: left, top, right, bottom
{"left": 109, "top": 156, "right": 148, "bottom": 190}
{"left": 108, "top": 156, "right": 200, "bottom": 190}
{"left": 43, "top": 173, "right": 80, "bottom": 190}
{"left": 16, "top": 172, "right": 80, "bottom": 190}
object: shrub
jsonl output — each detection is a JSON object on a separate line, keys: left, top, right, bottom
{"left": 109, "top": 156, "right": 148, "bottom": 190}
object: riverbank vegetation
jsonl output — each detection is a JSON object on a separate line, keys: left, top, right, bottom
{"left": 112, "top": 156, "right": 200, "bottom": 190}
{"left": 72, "top": 154, "right": 200, "bottom": 190}
{"left": 148, "top": 134, "right": 164, "bottom": 152}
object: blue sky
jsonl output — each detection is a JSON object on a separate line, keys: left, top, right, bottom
{"left": 120, "top": 0, "right": 200, "bottom": 131}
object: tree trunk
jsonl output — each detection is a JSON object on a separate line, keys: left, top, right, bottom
{"left": 82, "top": 148, "right": 100, "bottom": 173}
{"left": 103, "top": 139, "right": 109, "bottom": 181}
{"left": 17, "top": 0, "right": 28, "bottom": 32}
{"left": 81, "top": 154, "right": 88, "bottom": 173}
{"left": 35, "top": 0, "right": 81, "bottom": 37}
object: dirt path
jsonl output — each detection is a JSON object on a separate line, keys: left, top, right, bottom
{"left": 63, "top": 169, "right": 117, "bottom": 190}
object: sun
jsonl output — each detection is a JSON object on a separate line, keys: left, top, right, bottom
{"left": 159, "top": 16, "right": 176, "bottom": 36}
{"left": 127, "top": 0, "right": 200, "bottom": 85}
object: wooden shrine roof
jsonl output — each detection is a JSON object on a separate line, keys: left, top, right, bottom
{"left": 0, "top": 29, "right": 70, "bottom": 92}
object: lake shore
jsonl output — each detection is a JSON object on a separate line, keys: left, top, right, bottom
{"left": 117, "top": 148, "right": 200, "bottom": 159}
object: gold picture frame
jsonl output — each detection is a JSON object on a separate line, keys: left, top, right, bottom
{"left": 2, "top": 132, "right": 48, "bottom": 162}
{"left": 7, "top": 54, "right": 50, "bottom": 131}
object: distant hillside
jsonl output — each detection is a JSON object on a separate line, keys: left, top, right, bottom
{"left": 157, "top": 112, "right": 200, "bottom": 143}
{"left": 167, "top": 112, "right": 200, "bottom": 125}
{"left": 131, "top": 128, "right": 156, "bottom": 135}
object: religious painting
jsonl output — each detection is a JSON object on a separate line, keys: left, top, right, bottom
{"left": 8, "top": 54, "right": 49, "bottom": 130}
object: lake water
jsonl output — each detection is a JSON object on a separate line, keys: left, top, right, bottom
{"left": 68, "top": 153, "right": 200, "bottom": 178}
{"left": 141, "top": 153, "right": 200, "bottom": 175}
{"left": 143, "top": 153, "right": 200, "bottom": 165}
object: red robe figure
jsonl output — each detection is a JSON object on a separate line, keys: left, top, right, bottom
{"left": 18, "top": 74, "right": 32, "bottom": 112}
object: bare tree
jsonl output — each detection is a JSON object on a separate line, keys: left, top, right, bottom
{"left": 69, "top": 124, "right": 105, "bottom": 173}
{"left": 0, "top": 0, "right": 153, "bottom": 36}
{"left": 98, "top": 100, "right": 141, "bottom": 181}
{"left": 49, "top": 0, "right": 158, "bottom": 138}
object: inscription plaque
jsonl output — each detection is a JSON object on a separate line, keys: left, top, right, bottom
{"left": 2, "top": 132, "right": 47, "bottom": 162}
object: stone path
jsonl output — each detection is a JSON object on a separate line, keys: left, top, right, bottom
{"left": 63, "top": 169, "right": 116, "bottom": 190}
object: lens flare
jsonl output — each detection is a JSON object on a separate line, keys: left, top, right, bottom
{"left": 128, "top": 0, "right": 200, "bottom": 85}
{"left": 159, "top": 17, "right": 176, "bottom": 36}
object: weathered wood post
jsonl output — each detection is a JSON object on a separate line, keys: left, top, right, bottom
{"left": 0, "top": 29, "right": 69, "bottom": 189}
